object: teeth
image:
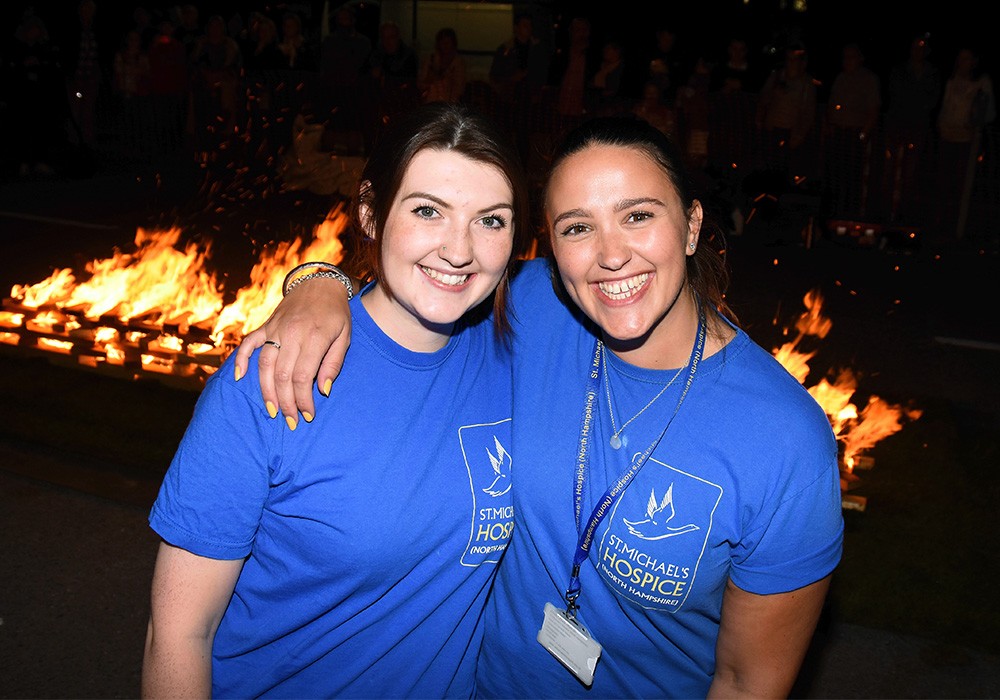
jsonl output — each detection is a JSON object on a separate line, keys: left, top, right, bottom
{"left": 422, "top": 266, "right": 469, "bottom": 286}
{"left": 598, "top": 273, "right": 649, "bottom": 300}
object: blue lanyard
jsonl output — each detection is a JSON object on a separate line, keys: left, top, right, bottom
{"left": 565, "top": 305, "right": 706, "bottom": 617}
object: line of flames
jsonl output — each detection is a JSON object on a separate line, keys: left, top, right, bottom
{"left": 2, "top": 213, "right": 919, "bottom": 476}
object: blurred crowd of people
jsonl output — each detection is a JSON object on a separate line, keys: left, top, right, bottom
{"left": 2, "top": 1, "right": 995, "bottom": 243}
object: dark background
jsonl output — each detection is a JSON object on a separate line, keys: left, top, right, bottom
{"left": 5, "top": 0, "right": 995, "bottom": 93}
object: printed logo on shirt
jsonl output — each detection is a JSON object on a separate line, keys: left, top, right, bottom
{"left": 458, "top": 419, "right": 514, "bottom": 566}
{"left": 596, "top": 457, "right": 722, "bottom": 611}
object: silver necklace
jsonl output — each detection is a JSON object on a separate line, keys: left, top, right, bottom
{"left": 602, "top": 343, "right": 686, "bottom": 450}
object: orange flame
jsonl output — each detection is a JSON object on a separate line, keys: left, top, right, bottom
{"left": 13, "top": 227, "right": 223, "bottom": 327}
{"left": 8, "top": 205, "right": 348, "bottom": 377}
{"left": 772, "top": 290, "right": 921, "bottom": 467}
{"left": 210, "top": 203, "right": 347, "bottom": 344}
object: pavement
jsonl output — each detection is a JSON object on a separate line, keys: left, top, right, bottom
{"left": 2, "top": 461, "right": 1000, "bottom": 700}
{"left": 2, "top": 151, "right": 1000, "bottom": 699}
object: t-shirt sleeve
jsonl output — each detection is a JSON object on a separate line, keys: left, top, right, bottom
{"left": 728, "top": 412, "right": 845, "bottom": 594}
{"left": 148, "top": 361, "right": 277, "bottom": 560}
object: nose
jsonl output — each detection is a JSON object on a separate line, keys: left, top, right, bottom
{"left": 438, "top": 227, "right": 474, "bottom": 267}
{"left": 596, "top": 229, "right": 630, "bottom": 270}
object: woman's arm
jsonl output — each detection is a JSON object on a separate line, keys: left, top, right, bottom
{"left": 141, "top": 543, "right": 244, "bottom": 699}
{"left": 708, "top": 575, "right": 831, "bottom": 698}
{"left": 232, "top": 274, "right": 354, "bottom": 425}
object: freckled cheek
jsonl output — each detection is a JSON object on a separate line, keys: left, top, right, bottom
{"left": 479, "top": 236, "right": 514, "bottom": 275}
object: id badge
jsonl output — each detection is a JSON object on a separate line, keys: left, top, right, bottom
{"left": 537, "top": 602, "right": 602, "bottom": 687}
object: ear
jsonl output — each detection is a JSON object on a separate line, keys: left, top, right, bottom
{"left": 686, "top": 199, "right": 703, "bottom": 255}
{"left": 358, "top": 181, "right": 376, "bottom": 239}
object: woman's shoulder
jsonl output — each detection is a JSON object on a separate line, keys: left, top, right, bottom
{"left": 721, "top": 329, "right": 832, "bottom": 421}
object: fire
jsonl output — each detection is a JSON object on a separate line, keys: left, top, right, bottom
{"left": 772, "top": 289, "right": 922, "bottom": 471}
{"left": 210, "top": 203, "right": 347, "bottom": 344}
{"left": 4, "top": 219, "right": 920, "bottom": 491}
{"left": 4, "top": 205, "right": 348, "bottom": 383}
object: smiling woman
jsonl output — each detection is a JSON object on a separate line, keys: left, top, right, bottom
{"left": 140, "top": 101, "right": 530, "bottom": 698}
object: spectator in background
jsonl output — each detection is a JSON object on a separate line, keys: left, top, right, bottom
{"left": 320, "top": 5, "right": 371, "bottom": 140}
{"left": 147, "top": 18, "right": 187, "bottom": 155}
{"left": 419, "top": 27, "right": 467, "bottom": 104}
{"left": 710, "top": 36, "right": 760, "bottom": 96}
{"left": 706, "top": 35, "right": 760, "bottom": 218}
{"left": 187, "top": 14, "right": 242, "bottom": 156}
{"left": 488, "top": 12, "right": 551, "bottom": 165}
{"left": 935, "top": 45, "right": 995, "bottom": 241}
{"left": 822, "top": 42, "right": 881, "bottom": 221}
{"left": 879, "top": 32, "right": 941, "bottom": 226}
{"left": 130, "top": 5, "right": 157, "bottom": 51}
{"left": 241, "top": 13, "right": 284, "bottom": 72}
{"left": 113, "top": 28, "right": 150, "bottom": 99}
{"left": 367, "top": 21, "right": 419, "bottom": 124}
{"left": 63, "top": 0, "right": 103, "bottom": 149}
{"left": 643, "top": 25, "right": 686, "bottom": 109}
{"left": 239, "top": 13, "right": 287, "bottom": 161}
{"left": 112, "top": 28, "right": 151, "bottom": 158}
{"left": 631, "top": 80, "right": 675, "bottom": 138}
{"left": 173, "top": 4, "right": 202, "bottom": 62}
{"left": 552, "top": 16, "right": 593, "bottom": 129}
{"left": 676, "top": 53, "right": 713, "bottom": 170}
{"left": 277, "top": 11, "right": 316, "bottom": 71}
{"left": 7, "top": 12, "right": 67, "bottom": 177}
{"left": 587, "top": 39, "right": 627, "bottom": 117}
{"left": 755, "top": 43, "right": 818, "bottom": 186}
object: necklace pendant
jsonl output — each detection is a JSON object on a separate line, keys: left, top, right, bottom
{"left": 610, "top": 434, "right": 622, "bottom": 450}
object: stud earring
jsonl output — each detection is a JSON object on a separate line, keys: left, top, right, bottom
{"left": 689, "top": 243, "right": 696, "bottom": 251}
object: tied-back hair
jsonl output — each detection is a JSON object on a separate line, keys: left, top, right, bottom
{"left": 350, "top": 102, "right": 531, "bottom": 338}
{"left": 544, "top": 114, "right": 738, "bottom": 328}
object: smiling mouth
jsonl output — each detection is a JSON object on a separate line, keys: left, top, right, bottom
{"left": 422, "top": 266, "right": 470, "bottom": 286}
{"left": 598, "top": 273, "right": 649, "bottom": 300}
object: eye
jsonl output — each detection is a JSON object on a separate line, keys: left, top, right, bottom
{"left": 557, "top": 222, "right": 591, "bottom": 237}
{"left": 412, "top": 204, "right": 439, "bottom": 219}
{"left": 626, "top": 210, "right": 654, "bottom": 224}
{"left": 480, "top": 213, "right": 509, "bottom": 230}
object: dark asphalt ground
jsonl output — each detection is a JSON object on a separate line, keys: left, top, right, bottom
{"left": 2, "top": 153, "right": 1000, "bottom": 698}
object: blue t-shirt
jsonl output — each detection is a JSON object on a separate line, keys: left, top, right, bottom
{"left": 150, "top": 290, "right": 514, "bottom": 698}
{"left": 477, "top": 257, "right": 844, "bottom": 698}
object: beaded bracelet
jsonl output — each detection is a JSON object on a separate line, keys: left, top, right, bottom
{"left": 282, "top": 262, "right": 355, "bottom": 299}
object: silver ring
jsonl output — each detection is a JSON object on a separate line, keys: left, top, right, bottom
{"left": 263, "top": 340, "right": 281, "bottom": 350}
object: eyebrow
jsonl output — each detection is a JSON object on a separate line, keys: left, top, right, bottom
{"left": 403, "top": 191, "right": 513, "bottom": 214}
{"left": 551, "top": 197, "right": 665, "bottom": 228}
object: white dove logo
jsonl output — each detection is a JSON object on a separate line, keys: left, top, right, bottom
{"left": 623, "top": 483, "right": 700, "bottom": 540}
{"left": 482, "top": 436, "right": 512, "bottom": 497}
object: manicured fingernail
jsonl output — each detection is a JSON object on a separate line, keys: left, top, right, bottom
{"left": 266, "top": 401, "right": 278, "bottom": 419}
{"left": 234, "top": 365, "right": 243, "bottom": 382}
{"left": 302, "top": 411, "right": 313, "bottom": 423}
{"left": 321, "top": 379, "right": 332, "bottom": 396}
{"left": 285, "top": 415, "right": 297, "bottom": 431}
